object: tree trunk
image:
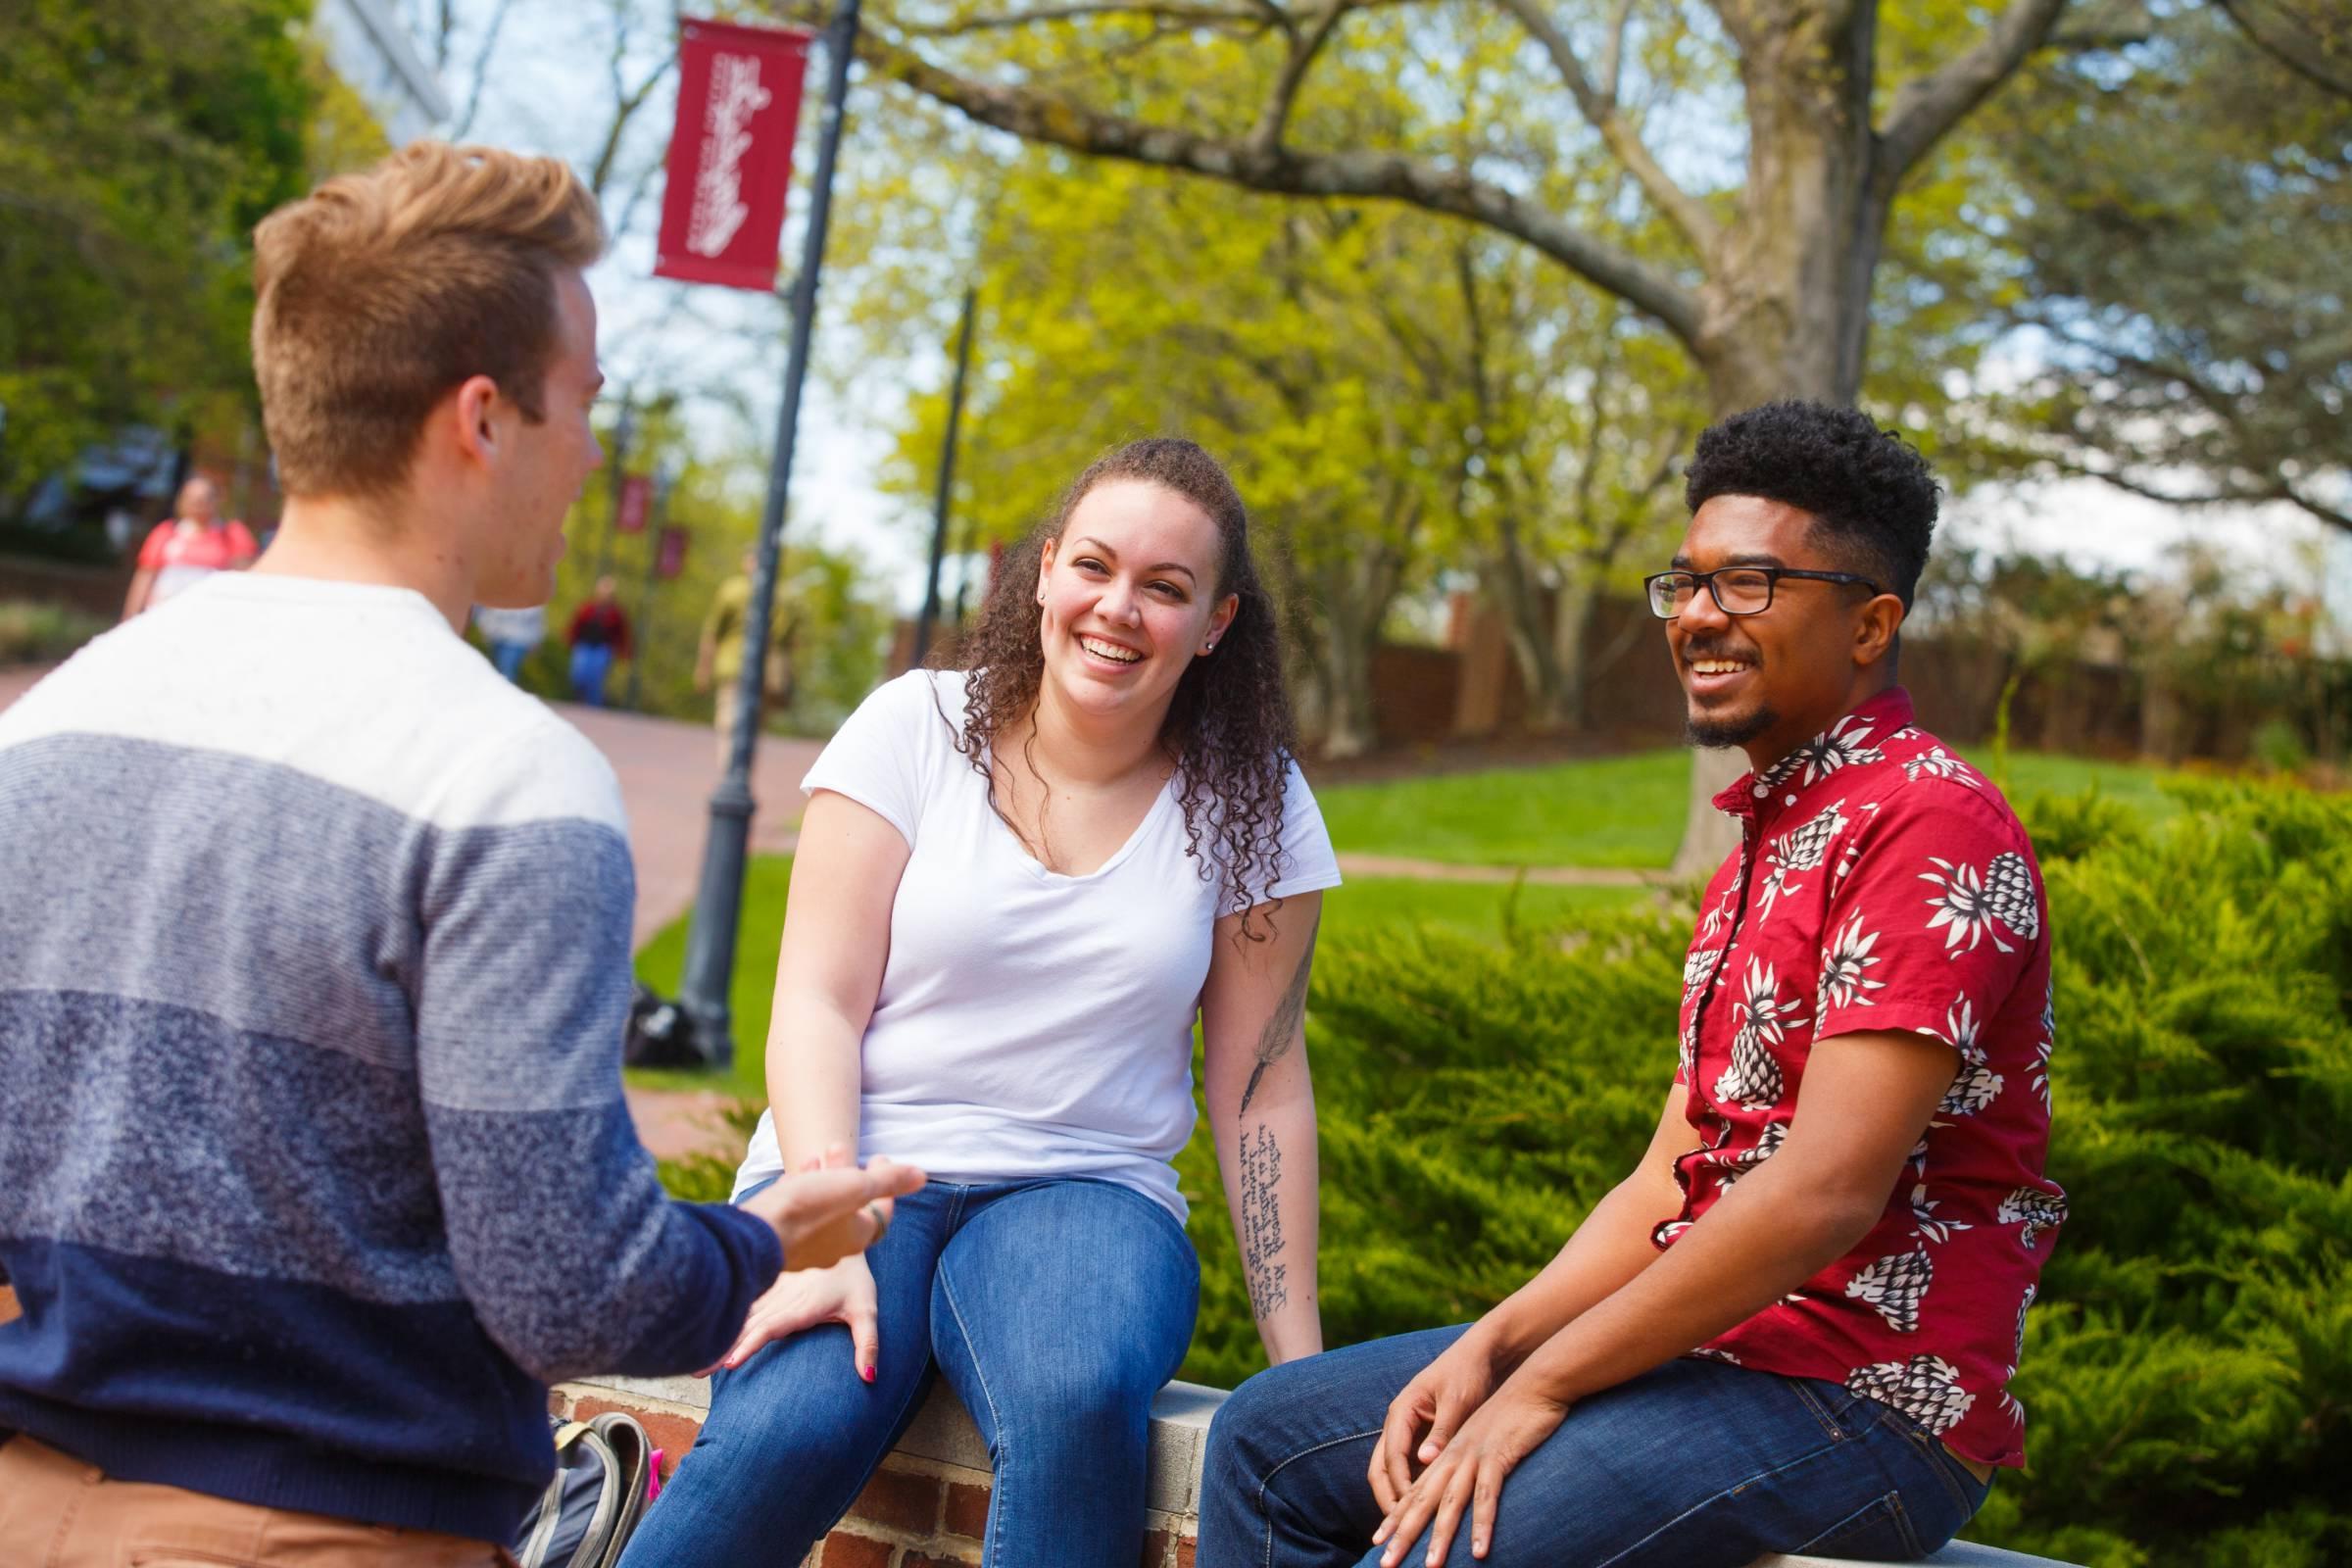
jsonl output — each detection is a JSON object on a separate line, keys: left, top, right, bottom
{"left": 1664, "top": 24, "right": 1884, "bottom": 879}
{"left": 1483, "top": 515, "right": 1573, "bottom": 732}
{"left": 1309, "top": 546, "right": 1405, "bottom": 760}
{"left": 1549, "top": 570, "right": 1601, "bottom": 732}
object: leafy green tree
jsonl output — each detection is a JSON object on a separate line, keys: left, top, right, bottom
{"left": 1978, "top": 3, "right": 2352, "bottom": 533}
{"left": 750, "top": 0, "right": 2115, "bottom": 867}
{"left": 0, "top": 0, "right": 318, "bottom": 514}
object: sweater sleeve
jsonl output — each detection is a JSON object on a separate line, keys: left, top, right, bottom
{"left": 410, "top": 723, "right": 781, "bottom": 1382}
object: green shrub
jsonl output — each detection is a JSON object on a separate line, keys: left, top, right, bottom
{"left": 0, "top": 600, "right": 106, "bottom": 667}
{"left": 1172, "top": 781, "right": 2351, "bottom": 1566}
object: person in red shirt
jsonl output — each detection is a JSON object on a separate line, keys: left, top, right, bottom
{"left": 122, "top": 476, "right": 258, "bottom": 619}
{"left": 1199, "top": 400, "right": 2063, "bottom": 1568}
{"left": 564, "top": 573, "right": 632, "bottom": 706}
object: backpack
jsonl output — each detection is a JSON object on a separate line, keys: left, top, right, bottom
{"left": 621, "top": 983, "right": 699, "bottom": 1068}
{"left": 513, "top": 1411, "right": 660, "bottom": 1568}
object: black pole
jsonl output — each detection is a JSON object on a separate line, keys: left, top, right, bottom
{"left": 676, "top": 0, "right": 860, "bottom": 1069}
{"left": 624, "top": 466, "right": 673, "bottom": 710}
{"left": 596, "top": 394, "right": 634, "bottom": 584}
{"left": 910, "top": 286, "right": 977, "bottom": 666}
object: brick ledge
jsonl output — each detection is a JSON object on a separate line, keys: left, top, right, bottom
{"left": 556, "top": 1372, "right": 2075, "bottom": 1567}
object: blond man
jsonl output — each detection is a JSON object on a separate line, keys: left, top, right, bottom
{"left": 0, "top": 144, "right": 920, "bottom": 1566}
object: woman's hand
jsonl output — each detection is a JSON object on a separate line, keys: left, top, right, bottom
{"left": 1368, "top": 1330, "right": 1506, "bottom": 1514}
{"left": 1370, "top": 1380, "right": 1570, "bottom": 1567}
{"left": 703, "top": 1253, "right": 882, "bottom": 1381}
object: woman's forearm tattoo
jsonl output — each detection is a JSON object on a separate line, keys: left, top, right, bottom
{"left": 1239, "top": 1124, "right": 1289, "bottom": 1319}
{"left": 1238, "top": 916, "right": 1319, "bottom": 1116}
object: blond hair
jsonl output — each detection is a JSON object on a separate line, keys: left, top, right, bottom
{"left": 251, "top": 142, "right": 606, "bottom": 498}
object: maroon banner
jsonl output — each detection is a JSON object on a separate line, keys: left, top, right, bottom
{"left": 614, "top": 473, "right": 654, "bottom": 535}
{"left": 656, "top": 525, "right": 690, "bottom": 581}
{"left": 654, "top": 19, "right": 814, "bottom": 292}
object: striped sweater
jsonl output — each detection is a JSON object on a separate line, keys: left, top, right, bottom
{"left": 0, "top": 572, "right": 782, "bottom": 1541}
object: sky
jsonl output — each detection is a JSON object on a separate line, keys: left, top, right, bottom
{"left": 399, "top": 0, "right": 2336, "bottom": 623}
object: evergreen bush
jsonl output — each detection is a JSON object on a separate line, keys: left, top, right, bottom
{"left": 1172, "top": 781, "right": 2351, "bottom": 1566}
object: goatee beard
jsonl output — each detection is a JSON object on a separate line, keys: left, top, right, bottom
{"left": 1686, "top": 706, "right": 1778, "bottom": 750}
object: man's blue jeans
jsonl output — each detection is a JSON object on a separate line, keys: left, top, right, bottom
{"left": 620, "top": 1178, "right": 1198, "bottom": 1568}
{"left": 1199, "top": 1326, "right": 1990, "bottom": 1568}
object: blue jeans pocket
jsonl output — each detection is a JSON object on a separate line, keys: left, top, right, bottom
{"left": 1792, "top": 1492, "right": 1926, "bottom": 1560}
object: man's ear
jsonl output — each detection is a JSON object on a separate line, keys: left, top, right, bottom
{"left": 1854, "top": 592, "right": 1905, "bottom": 668}
{"left": 450, "top": 374, "right": 505, "bottom": 469}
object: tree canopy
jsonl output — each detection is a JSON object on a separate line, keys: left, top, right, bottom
{"left": 0, "top": 0, "right": 320, "bottom": 513}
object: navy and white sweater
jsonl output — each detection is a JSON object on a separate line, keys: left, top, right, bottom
{"left": 0, "top": 573, "right": 782, "bottom": 1541}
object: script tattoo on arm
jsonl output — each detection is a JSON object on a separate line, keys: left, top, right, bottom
{"left": 1238, "top": 1124, "right": 1289, "bottom": 1320}
{"left": 1237, "top": 914, "right": 1319, "bottom": 1117}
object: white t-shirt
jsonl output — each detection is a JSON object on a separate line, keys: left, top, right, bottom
{"left": 733, "top": 670, "right": 1342, "bottom": 1218}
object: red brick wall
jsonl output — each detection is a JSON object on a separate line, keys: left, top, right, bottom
{"left": 551, "top": 1385, "right": 1199, "bottom": 1568}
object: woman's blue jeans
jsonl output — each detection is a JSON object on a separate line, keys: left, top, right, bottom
{"left": 1199, "top": 1326, "right": 1990, "bottom": 1568}
{"left": 620, "top": 1177, "right": 1199, "bottom": 1568}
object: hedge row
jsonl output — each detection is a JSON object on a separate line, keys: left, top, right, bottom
{"left": 1172, "top": 782, "right": 2351, "bottom": 1566}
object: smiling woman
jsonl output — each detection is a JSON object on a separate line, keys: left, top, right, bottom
{"left": 622, "top": 439, "right": 1341, "bottom": 1568}
{"left": 948, "top": 438, "right": 1303, "bottom": 931}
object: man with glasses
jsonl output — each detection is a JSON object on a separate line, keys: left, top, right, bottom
{"left": 1198, "top": 400, "right": 2064, "bottom": 1567}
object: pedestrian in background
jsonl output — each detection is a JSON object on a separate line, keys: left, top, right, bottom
{"left": 696, "top": 549, "right": 794, "bottom": 765}
{"left": 473, "top": 601, "right": 547, "bottom": 683}
{"left": 566, "top": 574, "right": 630, "bottom": 705}
{"left": 120, "top": 475, "right": 257, "bottom": 619}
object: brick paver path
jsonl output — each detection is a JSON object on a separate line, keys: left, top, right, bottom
{"left": 554, "top": 702, "right": 819, "bottom": 948}
{"left": 555, "top": 702, "right": 818, "bottom": 1159}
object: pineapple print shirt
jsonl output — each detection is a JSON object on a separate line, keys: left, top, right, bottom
{"left": 1666, "top": 687, "right": 2065, "bottom": 1469}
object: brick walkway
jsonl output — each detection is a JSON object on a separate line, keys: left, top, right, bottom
{"left": 554, "top": 702, "right": 819, "bottom": 948}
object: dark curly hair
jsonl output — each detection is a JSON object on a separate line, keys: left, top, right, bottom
{"left": 1684, "top": 400, "right": 1941, "bottom": 609}
{"left": 940, "top": 438, "right": 1298, "bottom": 937}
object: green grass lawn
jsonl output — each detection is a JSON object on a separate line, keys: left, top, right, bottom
{"left": 1315, "top": 750, "right": 1690, "bottom": 868}
{"left": 1314, "top": 743, "right": 2188, "bottom": 868}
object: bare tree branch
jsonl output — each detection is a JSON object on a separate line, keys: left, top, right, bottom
{"left": 899, "top": 0, "right": 1270, "bottom": 33}
{"left": 585, "top": 0, "right": 678, "bottom": 202}
{"left": 1249, "top": 0, "right": 1350, "bottom": 155}
{"left": 851, "top": 25, "right": 1706, "bottom": 346}
{"left": 1874, "top": 0, "right": 2071, "bottom": 196}
{"left": 1597, "top": 0, "right": 1635, "bottom": 102}
{"left": 450, "top": 0, "right": 516, "bottom": 140}
{"left": 2213, "top": 0, "right": 2352, "bottom": 100}
{"left": 1486, "top": 0, "right": 1721, "bottom": 258}
{"left": 2056, "top": 452, "right": 2352, "bottom": 533}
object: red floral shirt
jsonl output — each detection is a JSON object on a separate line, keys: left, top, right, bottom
{"left": 1662, "top": 688, "right": 2065, "bottom": 1468}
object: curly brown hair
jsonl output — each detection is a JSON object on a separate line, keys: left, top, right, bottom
{"left": 940, "top": 438, "right": 1299, "bottom": 936}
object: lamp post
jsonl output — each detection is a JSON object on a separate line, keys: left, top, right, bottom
{"left": 595, "top": 395, "right": 635, "bottom": 584}
{"left": 674, "top": 0, "right": 861, "bottom": 1069}
{"left": 910, "top": 286, "right": 977, "bottom": 667}
{"left": 624, "top": 458, "right": 681, "bottom": 711}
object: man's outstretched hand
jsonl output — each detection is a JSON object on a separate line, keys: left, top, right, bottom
{"left": 737, "top": 1152, "right": 924, "bottom": 1273}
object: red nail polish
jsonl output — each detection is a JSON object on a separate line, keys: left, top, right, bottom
{"left": 861, "top": 1365, "right": 876, "bottom": 1383}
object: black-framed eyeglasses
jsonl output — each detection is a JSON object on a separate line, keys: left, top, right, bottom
{"left": 1643, "top": 566, "right": 1882, "bottom": 619}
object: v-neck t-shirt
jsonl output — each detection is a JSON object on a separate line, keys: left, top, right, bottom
{"left": 733, "top": 669, "right": 1342, "bottom": 1218}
